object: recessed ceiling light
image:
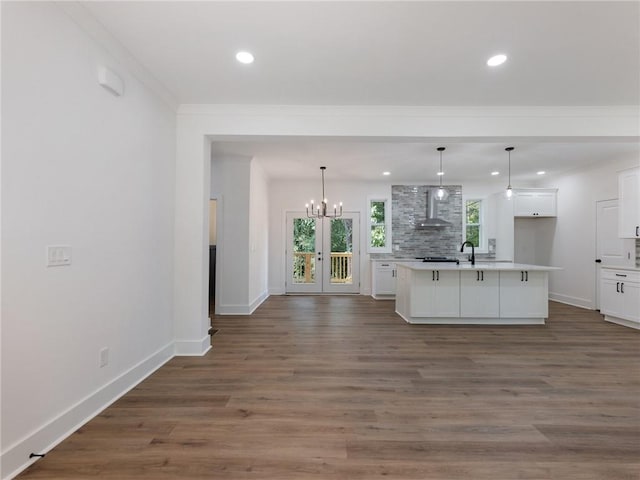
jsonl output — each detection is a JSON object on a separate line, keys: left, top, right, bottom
{"left": 235, "top": 51, "right": 254, "bottom": 64}
{"left": 491, "top": 171, "right": 500, "bottom": 176}
{"left": 383, "top": 171, "right": 391, "bottom": 176}
{"left": 437, "top": 171, "right": 444, "bottom": 176}
{"left": 537, "top": 171, "right": 546, "bottom": 175}
{"left": 487, "top": 54, "right": 507, "bottom": 67}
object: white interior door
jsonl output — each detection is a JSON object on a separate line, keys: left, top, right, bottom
{"left": 595, "top": 199, "right": 635, "bottom": 309}
{"left": 286, "top": 212, "right": 360, "bottom": 294}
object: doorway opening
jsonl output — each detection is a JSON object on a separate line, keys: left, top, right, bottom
{"left": 285, "top": 212, "right": 360, "bottom": 294}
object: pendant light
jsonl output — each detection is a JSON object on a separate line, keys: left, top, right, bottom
{"left": 436, "top": 147, "right": 447, "bottom": 200}
{"left": 505, "top": 147, "right": 514, "bottom": 198}
{"left": 305, "top": 166, "right": 343, "bottom": 218}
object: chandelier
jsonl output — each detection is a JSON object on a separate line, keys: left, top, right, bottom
{"left": 306, "top": 166, "right": 343, "bottom": 218}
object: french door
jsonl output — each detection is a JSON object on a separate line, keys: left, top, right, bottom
{"left": 285, "top": 212, "right": 360, "bottom": 293}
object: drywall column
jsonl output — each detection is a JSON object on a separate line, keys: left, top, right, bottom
{"left": 174, "top": 119, "right": 211, "bottom": 355}
{"left": 211, "top": 155, "right": 252, "bottom": 314}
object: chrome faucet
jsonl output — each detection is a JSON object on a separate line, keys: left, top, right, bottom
{"left": 460, "top": 241, "right": 475, "bottom": 266}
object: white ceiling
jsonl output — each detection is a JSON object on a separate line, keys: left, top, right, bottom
{"left": 83, "top": 1, "right": 640, "bottom": 182}
{"left": 211, "top": 139, "right": 639, "bottom": 183}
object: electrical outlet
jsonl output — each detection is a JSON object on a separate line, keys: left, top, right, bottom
{"left": 99, "top": 347, "right": 109, "bottom": 368}
{"left": 46, "top": 245, "right": 72, "bottom": 267}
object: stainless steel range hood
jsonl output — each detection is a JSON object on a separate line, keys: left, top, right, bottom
{"left": 415, "top": 188, "right": 452, "bottom": 228}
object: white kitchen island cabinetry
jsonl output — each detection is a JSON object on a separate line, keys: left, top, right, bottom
{"left": 410, "top": 269, "right": 460, "bottom": 317}
{"left": 600, "top": 267, "right": 640, "bottom": 330}
{"left": 499, "top": 270, "right": 548, "bottom": 319}
{"left": 395, "top": 262, "right": 559, "bottom": 325}
{"left": 460, "top": 270, "right": 500, "bottom": 318}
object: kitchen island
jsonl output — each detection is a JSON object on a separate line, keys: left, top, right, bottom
{"left": 395, "top": 262, "right": 561, "bottom": 325}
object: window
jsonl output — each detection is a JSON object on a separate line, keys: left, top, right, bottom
{"left": 464, "top": 199, "right": 483, "bottom": 248}
{"left": 367, "top": 197, "right": 391, "bottom": 253}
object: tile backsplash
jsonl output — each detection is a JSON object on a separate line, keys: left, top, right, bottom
{"left": 391, "top": 185, "right": 463, "bottom": 258}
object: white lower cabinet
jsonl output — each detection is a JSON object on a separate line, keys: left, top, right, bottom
{"left": 410, "top": 270, "right": 460, "bottom": 317}
{"left": 600, "top": 268, "right": 640, "bottom": 329}
{"left": 499, "top": 270, "right": 548, "bottom": 318}
{"left": 460, "top": 270, "right": 500, "bottom": 317}
{"left": 371, "top": 261, "right": 396, "bottom": 298}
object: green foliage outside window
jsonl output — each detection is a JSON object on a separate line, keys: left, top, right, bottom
{"left": 465, "top": 200, "right": 481, "bottom": 247}
{"left": 330, "top": 218, "right": 353, "bottom": 253}
{"left": 292, "top": 218, "right": 315, "bottom": 282}
{"left": 370, "top": 201, "right": 386, "bottom": 248}
{"left": 293, "top": 218, "right": 315, "bottom": 252}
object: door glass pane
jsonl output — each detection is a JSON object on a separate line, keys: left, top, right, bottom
{"left": 292, "top": 218, "right": 316, "bottom": 284}
{"left": 330, "top": 218, "right": 353, "bottom": 285}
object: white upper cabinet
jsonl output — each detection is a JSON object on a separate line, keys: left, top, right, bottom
{"left": 513, "top": 189, "right": 558, "bottom": 217}
{"left": 618, "top": 167, "right": 640, "bottom": 239}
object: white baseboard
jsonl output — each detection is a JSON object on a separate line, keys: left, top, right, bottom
{"left": 396, "top": 311, "right": 545, "bottom": 325}
{"left": 217, "top": 291, "right": 269, "bottom": 315}
{"left": 174, "top": 335, "right": 212, "bottom": 356}
{"left": 604, "top": 315, "right": 640, "bottom": 330}
{"left": 549, "top": 292, "right": 594, "bottom": 310}
{"left": 269, "top": 287, "right": 285, "bottom": 295}
{"left": 1, "top": 342, "right": 175, "bottom": 480}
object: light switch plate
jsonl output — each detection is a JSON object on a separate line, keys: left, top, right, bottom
{"left": 47, "top": 245, "right": 72, "bottom": 267}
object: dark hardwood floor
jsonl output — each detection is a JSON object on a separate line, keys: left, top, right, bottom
{"left": 19, "top": 297, "right": 640, "bottom": 479}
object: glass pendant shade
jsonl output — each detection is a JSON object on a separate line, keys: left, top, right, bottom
{"left": 505, "top": 147, "right": 514, "bottom": 199}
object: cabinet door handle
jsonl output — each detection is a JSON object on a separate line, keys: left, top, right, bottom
{"left": 616, "top": 282, "right": 620, "bottom": 293}
{"left": 615, "top": 273, "right": 627, "bottom": 277}
{"left": 525, "top": 271, "right": 528, "bottom": 282}
{"left": 476, "top": 271, "right": 479, "bottom": 281}
{"left": 636, "top": 225, "right": 639, "bottom": 237}
{"left": 481, "top": 271, "right": 484, "bottom": 281}
{"left": 392, "top": 269, "right": 396, "bottom": 278}
{"left": 432, "top": 271, "right": 435, "bottom": 281}
{"left": 621, "top": 282, "right": 624, "bottom": 294}
{"left": 436, "top": 270, "right": 440, "bottom": 281}
{"left": 521, "top": 271, "right": 524, "bottom": 282}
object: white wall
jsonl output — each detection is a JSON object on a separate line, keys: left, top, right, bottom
{"left": 209, "top": 155, "right": 269, "bottom": 313}
{"left": 211, "top": 155, "right": 251, "bottom": 313}
{"left": 268, "top": 179, "right": 391, "bottom": 295}
{"left": 249, "top": 162, "right": 270, "bottom": 307}
{"left": 534, "top": 157, "right": 639, "bottom": 309}
{"left": 1, "top": 3, "right": 176, "bottom": 478}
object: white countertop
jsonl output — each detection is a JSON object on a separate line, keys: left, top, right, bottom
{"left": 601, "top": 264, "right": 640, "bottom": 272}
{"left": 396, "top": 262, "right": 561, "bottom": 271}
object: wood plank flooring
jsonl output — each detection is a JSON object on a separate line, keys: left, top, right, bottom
{"left": 18, "top": 297, "right": 640, "bottom": 479}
